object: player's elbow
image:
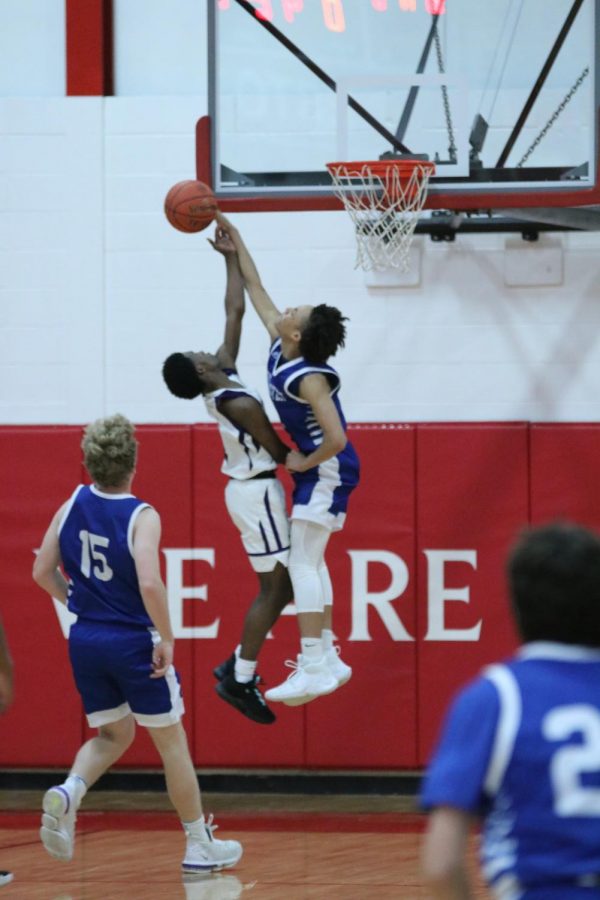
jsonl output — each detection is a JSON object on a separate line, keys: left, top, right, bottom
{"left": 137, "top": 574, "right": 164, "bottom": 602}
{"left": 330, "top": 434, "right": 347, "bottom": 455}
{"left": 32, "top": 556, "right": 49, "bottom": 588}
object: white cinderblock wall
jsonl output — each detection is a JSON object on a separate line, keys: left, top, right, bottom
{"left": 2, "top": 0, "right": 600, "bottom": 426}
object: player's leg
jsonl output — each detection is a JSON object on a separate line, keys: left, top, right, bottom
{"left": 319, "top": 562, "right": 352, "bottom": 687}
{"left": 216, "top": 562, "right": 292, "bottom": 724}
{"left": 239, "top": 563, "right": 293, "bottom": 660}
{"left": 215, "top": 477, "right": 291, "bottom": 722}
{"left": 40, "top": 620, "right": 136, "bottom": 862}
{"left": 40, "top": 715, "right": 135, "bottom": 861}
{"left": 148, "top": 721, "right": 243, "bottom": 873}
{"left": 265, "top": 519, "right": 338, "bottom": 706}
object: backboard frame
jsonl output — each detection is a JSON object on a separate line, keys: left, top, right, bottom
{"left": 200, "top": 0, "right": 600, "bottom": 216}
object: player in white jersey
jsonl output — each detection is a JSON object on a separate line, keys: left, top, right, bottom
{"left": 162, "top": 227, "right": 292, "bottom": 725}
{"left": 32, "top": 414, "right": 242, "bottom": 875}
{"left": 215, "top": 212, "right": 359, "bottom": 708}
{"left": 421, "top": 521, "right": 600, "bottom": 900}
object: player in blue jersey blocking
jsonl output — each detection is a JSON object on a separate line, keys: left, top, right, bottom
{"left": 162, "top": 226, "right": 293, "bottom": 725}
{"left": 421, "top": 521, "right": 600, "bottom": 899}
{"left": 32, "top": 414, "right": 242, "bottom": 874}
{"left": 216, "top": 211, "right": 360, "bottom": 707}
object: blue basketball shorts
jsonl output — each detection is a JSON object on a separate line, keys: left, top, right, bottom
{"left": 68, "top": 619, "right": 184, "bottom": 728}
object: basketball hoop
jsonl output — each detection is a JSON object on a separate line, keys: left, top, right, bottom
{"left": 326, "top": 159, "right": 435, "bottom": 272}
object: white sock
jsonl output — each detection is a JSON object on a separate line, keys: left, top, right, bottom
{"left": 321, "top": 628, "right": 334, "bottom": 652}
{"left": 234, "top": 656, "right": 257, "bottom": 683}
{"left": 182, "top": 814, "right": 206, "bottom": 838}
{"left": 301, "top": 637, "right": 323, "bottom": 661}
{"left": 65, "top": 774, "right": 87, "bottom": 807}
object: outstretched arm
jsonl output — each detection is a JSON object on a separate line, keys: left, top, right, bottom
{"left": 215, "top": 211, "right": 281, "bottom": 340}
{"left": 208, "top": 226, "right": 245, "bottom": 368}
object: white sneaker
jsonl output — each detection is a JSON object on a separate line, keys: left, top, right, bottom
{"left": 264, "top": 655, "right": 338, "bottom": 707}
{"left": 182, "top": 815, "right": 243, "bottom": 874}
{"left": 40, "top": 785, "right": 77, "bottom": 862}
{"left": 0, "top": 872, "right": 13, "bottom": 887}
{"left": 326, "top": 646, "right": 352, "bottom": 687}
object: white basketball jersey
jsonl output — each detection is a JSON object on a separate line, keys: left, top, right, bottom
{"left": 203, "top": 371, "right": 278, "bottom": 480}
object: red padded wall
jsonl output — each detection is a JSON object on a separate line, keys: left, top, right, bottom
{"left": 305, "top": 425, "right": 418, "bottom": 767}
{"left": 1, "top": 422, "right": 596, "bottom": 770}
{"left": 0, "top": 427, "right": 84, "bottom": 765}
{"left": 530, "top": 424, "right": 600, "bottom": 529}
{"left": 415, "top": 424, "right": 524, "bottom": 763}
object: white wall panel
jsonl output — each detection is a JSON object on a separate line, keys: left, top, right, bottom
{"left": 1, "top": 98, "right": 105, "bottom": 423}
{"left": 0, "top": 0, "right": 64, "bottom": 96}
{"left": 4, "top": 96, "right": 600, "bottom": 425}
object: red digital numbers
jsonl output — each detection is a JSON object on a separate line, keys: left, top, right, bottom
{"left": 282, "top": 0, "right": 303, "bottom": 23}
{"left": 321, "top": 0, "right": 345, "bottom": 32}
{"left": 253, "top": 0, "right": 274, "bottom": 20}
{"left": 220, "top": 0, "right": 441, "bottom": 26}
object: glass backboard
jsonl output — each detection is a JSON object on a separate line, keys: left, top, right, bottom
{"left": 200, "top": 0, "right": 600, "bottom": 214}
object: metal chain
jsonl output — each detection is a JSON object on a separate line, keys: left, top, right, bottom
{"left": 517, "top": 66, "right": 589, "bottom": 168}
{"left": 433, "top": 28, "right": 457, "bottom": 163}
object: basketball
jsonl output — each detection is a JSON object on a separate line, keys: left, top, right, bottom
{"left": 164, "top": 180, "right": 217, "bottom": 233}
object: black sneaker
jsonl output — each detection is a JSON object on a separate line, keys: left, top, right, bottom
{"left": 213, "top": 653, "right": 235, "bottom": 681}
{"left": 215, "top": 674, "right": 276, "bottom": 725}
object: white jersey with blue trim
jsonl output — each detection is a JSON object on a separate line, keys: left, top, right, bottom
{"left": 57, "top": 483, "right": 152, "bottom": 627}
{"left": 203, "top": 369, "right": 277, "bottom": 480}
{"left": 421, "top": 642, "right": 600, "bottom": 899}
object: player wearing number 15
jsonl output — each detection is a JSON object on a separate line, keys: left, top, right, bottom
{"left": 421, "top": 521, "right": 600, "bottom": 900}
{"left": 32, "top": 414, "right": 242, "bottom": 875}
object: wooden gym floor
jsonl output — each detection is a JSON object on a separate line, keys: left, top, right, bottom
{"left": 0, "top": 789, "right": 488, "bottom": 899}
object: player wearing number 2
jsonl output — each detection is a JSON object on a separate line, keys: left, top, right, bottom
{"left": 421, "top": 521, "right": 600, "bottom": 900}
{"left": 32, "top": 414, "right": 242, "bottom": 875}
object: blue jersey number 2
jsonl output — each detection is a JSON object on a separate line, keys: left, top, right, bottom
{"left": 544, "top": 704, "right": 600, "bottom": 817}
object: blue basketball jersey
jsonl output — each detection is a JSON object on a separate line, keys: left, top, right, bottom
{"left": 267, "top": 338, "right": 360, "bottom": 482}
{"left": 58, "top": 484, "right": 153, "bottom": 627}
{"left": 421, "top": 642, "right": 600, "bottom": 899}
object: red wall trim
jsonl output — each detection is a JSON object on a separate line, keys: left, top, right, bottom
{"left": 66, "top": 0, "right": 113, "bottom": 96}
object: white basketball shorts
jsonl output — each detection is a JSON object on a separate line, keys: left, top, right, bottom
{"left": 225, "top": 475, "right": 290, "bottom": 572}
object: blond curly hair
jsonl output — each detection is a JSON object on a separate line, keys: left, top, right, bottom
{"left": 82, "top": 413, "right": 137, "bottom": 489}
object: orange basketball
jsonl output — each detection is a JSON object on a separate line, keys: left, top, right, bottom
{"left": 164, "top": 180, "right": 218, "bottom": 233}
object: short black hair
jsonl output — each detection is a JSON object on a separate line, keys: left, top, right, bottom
{"left": 299, "top": 304, "right": 347, "bottom": 364}
{"left": 162, "top": 353, "right": 202, "bottom": 399}
{"left": 507, "top": 521, "right": 600, "bottom": 647}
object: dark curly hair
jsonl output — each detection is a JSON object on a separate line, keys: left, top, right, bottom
{"left": 299, "top": 304, "right": 348, "bottom": 364}
{"left": 507, "top": 521, "right": 600, "bottom": 647}
{"left": 162, "top": 353, "right": 202, "bottom": 399}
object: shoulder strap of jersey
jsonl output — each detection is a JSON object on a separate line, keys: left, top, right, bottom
{"left": 283, "top": 363, "right": 340, "bottom": 402}
{"left": 57, "top": 484, "right": 85, "bottom": 536}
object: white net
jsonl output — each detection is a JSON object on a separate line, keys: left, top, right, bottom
{"left": 327, "top": 161, "right": 435, "bottom": 272}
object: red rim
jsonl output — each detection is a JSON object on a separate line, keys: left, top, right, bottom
{"left": 327, "top": 159, "right": 436, "bottom": 180}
